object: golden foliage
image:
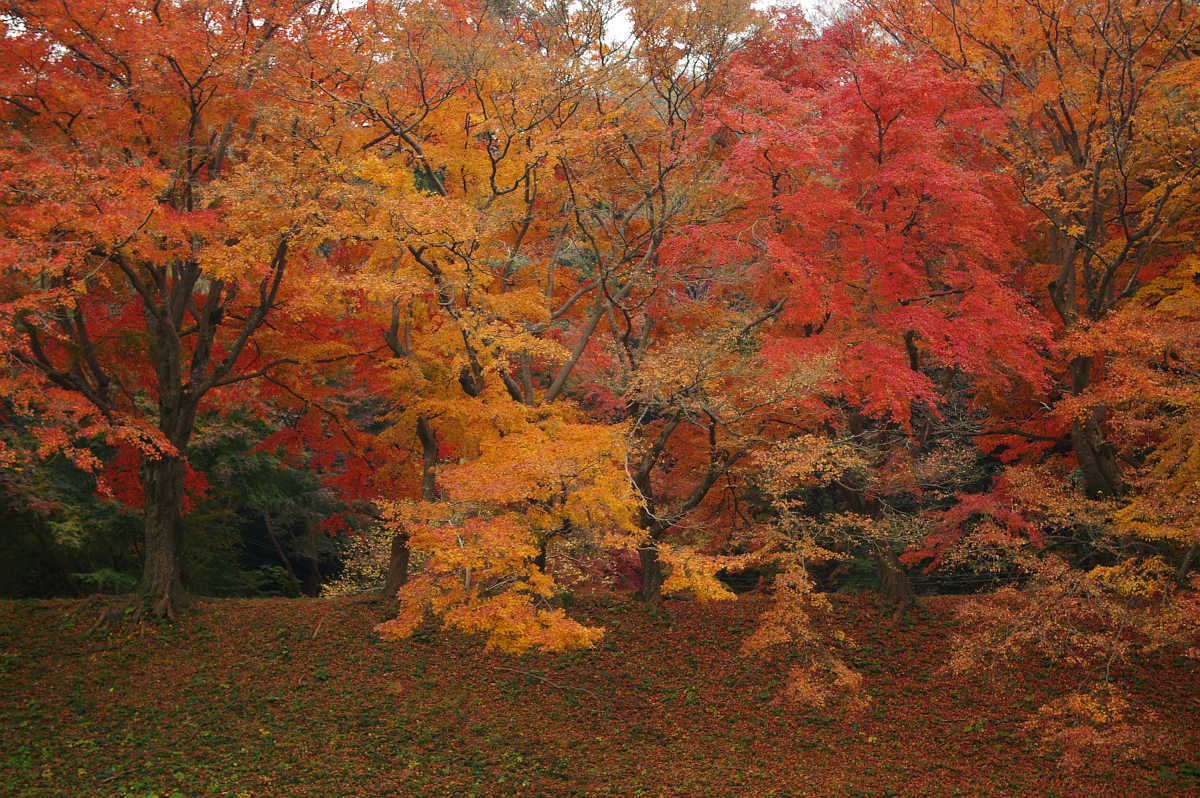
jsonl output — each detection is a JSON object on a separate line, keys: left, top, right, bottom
{"left": 658, "top": 544, "right": 740, "bottom": 601}
{"left": 740, "top": 569, "right": 865, "bottom": 709}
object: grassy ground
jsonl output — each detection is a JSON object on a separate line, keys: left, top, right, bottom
{"left": 1, "top": 593, "right": 1197, "bottom": 797}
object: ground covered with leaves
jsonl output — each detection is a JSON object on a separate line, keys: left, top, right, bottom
{"left": 1, "top": 594, "right": 1197, "bottom": 797}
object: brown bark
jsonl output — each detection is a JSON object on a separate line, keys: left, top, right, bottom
{"left": 836, "top": 473, "right": 917, "bottom": 613}
{"left": 1071, "top": 413, "right": 1124, "bottom": 498}
{"left": 141, "top": 454, "right": 189, "bottom": 617}
{"left": 533, "top": 537, "right": 550, "bottom": 573}
{"left": 1177, "top": 541, "right": 1198, "bottom": 585}
{"left": 1069, "top": 356, "right": 1124, "bottom": 498}
{"left": 637, "top": 545, "right": 666, "bottom": 603}
{"left": 382, "top": 533, "right": 411, "bottom": 599}
{"left": 140, "top": 304, "right": 200, "bottom": 617}
{"left": 873, "top": 547, "right": 916, "bottom": 616}
{"left": 384, "top": 414, "right": 439, "bottom": 597}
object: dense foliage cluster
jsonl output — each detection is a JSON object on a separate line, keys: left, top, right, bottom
{"left": 1, "top": 0, "right": 1197, "bottom": 762}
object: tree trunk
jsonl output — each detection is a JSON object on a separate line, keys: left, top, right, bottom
{"left": 383, "top": 414, "right": 439, "bottom": 599}
{"left": 1176, "top": 541, "right": 1198, "bottom": 585}
{"left": 142, "top": 454, "right": 189, "bottom": 617}
{"left": 833, "top": 473, "right": 917, "bottom": 614}
{"left": 873, "top": 547, "right": 915, "bottom": 616}
{"left": 637, "top": 545, "right": 666, "bottom": 603}
{"left": 382, "top": 532, "right": 411, "bottom": 599}
{"left": 1071, "top": 412, "right": 1124, "bottom": 498}
{"left": 1069, "top": 356, "right": 1124, "bottom": 498}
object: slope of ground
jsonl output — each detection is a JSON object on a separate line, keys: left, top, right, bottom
{"left": 1, "top": 593, "right": 1197, "bottom": 797}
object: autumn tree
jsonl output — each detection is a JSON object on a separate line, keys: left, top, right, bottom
{"left": 540, "top": 0, "right": 777, "bottom": 602}
{"left": 855, "top": 0, "right": 1200, "bottom": 753}
{"left": 1100, "top": 255, "right": 1200, "bottom": 575}
{"left": 866, "top": 0, "right": 1200, "bottom": 498}
{"left": 273, "top": 0, "right": 653, "bottom": 650}
{"left": 0, "top": 0, "right": 347, "bottom": 615}
{"left": 318, "top": 0, "right": 787, "bottom": 639}
{"left": 698, "top": 13, "right": 1047, "bottom": 614}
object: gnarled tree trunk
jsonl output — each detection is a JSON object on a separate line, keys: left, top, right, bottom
{"left": 835, "top": 468, "right": 917, "bottom": 615}
{"left": 1071, "top": 412, "right": 1124, "bottom": 498}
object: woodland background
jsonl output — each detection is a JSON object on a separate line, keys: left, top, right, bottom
{"left": 1, "top": 0, "right": 1199, "bottom": 784}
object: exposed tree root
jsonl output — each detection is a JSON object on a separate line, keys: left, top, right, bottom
{"left": 71, "top": 590, "right": 194, "bottom": 637}
{"left": 146, "top": 587, "right": 193, "bottom": 621}
{"left": 886, "top": 595, "right": 922, "bottom": 627}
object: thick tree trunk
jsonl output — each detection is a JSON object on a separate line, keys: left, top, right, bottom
{"left": 637, "top": 545, "right": 666, "bottom": 603}
{"left": 142, "top": 454, "right": 189, "bottom": 617}
{"left": 1069, "top": 356, "right": 1124, "bottom": 499}
{"left": 834, "top": 473, "right": 918, "bottom": 614}
{"left": 382, "top": 533, "right": 411, "bottom": 598}
{"left": 1176, "top": 541, "right": 1198, "bottom": 585}
{"left": 1071, "top": 412, "right": 1124, "bottom": 498}
{"left": 873, "top": 547, "right": 915, "bottom": 615}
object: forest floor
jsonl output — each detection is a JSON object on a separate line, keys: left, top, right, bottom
{"left": 1, "top": 592, "right": 1197, "bottom": 797}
